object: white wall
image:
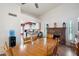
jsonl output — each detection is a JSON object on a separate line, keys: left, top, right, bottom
{"left": 0, "top": 3, "right": 21, "bottom": 53}
{"left": 0, "top": 3, "right": 21, "bottom": 47}
{"left": 0, "top": 3, "right": 39, "bottom": 53}
{"left": 40, "top": 4, "right": 79, "bottom": 42}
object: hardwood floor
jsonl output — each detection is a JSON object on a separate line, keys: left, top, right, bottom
{"left": 0, "top": 39, "right": 77, "bottom": 56}
{"left": 57, "top": 45, "right": 76, "bottom": 56}
{"left": 0, "top": 54, "right": 6, "bottom": 56}
{"left": 9, "top": 38, "right": 57, "bottom": 56}
{"left": 0, "top": 45, "right": 77, "bottom": 56}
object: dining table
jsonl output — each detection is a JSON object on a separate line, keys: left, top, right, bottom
{"left": 8, "top": 38, "right": 57, "bottom": 56}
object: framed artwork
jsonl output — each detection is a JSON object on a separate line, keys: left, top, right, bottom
{"left": 63, "top": 22, "right": 66, "bottom": 28}
{"left": 54, "top": 22, "right": 57, "bottom": 27}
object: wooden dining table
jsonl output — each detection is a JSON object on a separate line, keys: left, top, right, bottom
{"left": 8, "top": 38, "right": 57, "bottom": 56}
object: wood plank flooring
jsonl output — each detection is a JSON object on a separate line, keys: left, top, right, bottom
{"left": 57, "top": 45, "right": 76, "bottom": 56}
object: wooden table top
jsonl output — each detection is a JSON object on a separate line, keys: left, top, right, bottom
{"left": 9, "top": 38, "right": 57, "bottom": 56}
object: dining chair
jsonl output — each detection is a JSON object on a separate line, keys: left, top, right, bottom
{"left": 52, "top": 45, "right": 58, "bottom": 56}
{"left": 50, "top": 40, "right": 59, "bottom": 56}
{"left": 3, "top": 42, "right": 13, "bottom": 56}
{"left": 23, "top": 37, "right": 31, "bottom": 44}
{"left": 4, "top": 42, "right": 9, "bottom": 50}
{"left": 75, "top": 42, "right": 79, "bottom": 56}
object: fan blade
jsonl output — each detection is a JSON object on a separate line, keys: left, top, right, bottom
{"left": 21, "top": 3, "right": 26, "bottom": 5}
{"left": 8, "top": 13, "right": 17, "bottom": 17}
{"left": 35, "top": 3, "right": 39, "bottom": 8}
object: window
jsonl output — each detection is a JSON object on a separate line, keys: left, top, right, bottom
{"left": 67, "top": 19, "right": 74, "bottom": 41}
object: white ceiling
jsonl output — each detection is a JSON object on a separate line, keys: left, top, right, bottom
{"left": 21, "top": 3, "right": 61, "bottom": 17}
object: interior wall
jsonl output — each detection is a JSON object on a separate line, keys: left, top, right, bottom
{"left": 39, "top": 4, "right": 79, "bottom": 42}
{"left": 0, "top": 3, "right": 39, "bottom": 53}
{"left": 0, "top": 3, "right": 21, "bottom": 47}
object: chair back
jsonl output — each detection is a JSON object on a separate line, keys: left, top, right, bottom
{"left": 76, "top": 42, "right": 79, "bottom": 56}
{"left": 52, "top": 46, "right": 58, "bottom": 56}
{"left": 52, "top": 40, "right": 59, "bottom": 56}
{"left": 4, "top": 42, "right": 9, "bottom": 51}
{"left": 4, "top": 42, "right": 13, "bottom": 56}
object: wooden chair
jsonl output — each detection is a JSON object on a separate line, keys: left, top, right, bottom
{"left": 4, "top": 42, "right": 8, "bottom": 50}
{"left": 75, "top": 42, "right": 79, "bottom": 56}
{"left": 23, "top": 37, "right": 31, "bottom": 44}
{"left": 52, "top": 46, "right": 58, "bottom": 56}
{"left": 23, "top": 34, "right": 38, "bottom": 44}
{"left": 47, "top": 45, "right": 58, "bottom": 56}
{"left": 3, "top": 42, "right": 13, "bottom": 56}
{"left": 47, "top": 40, "right": 59, "bottom": 56}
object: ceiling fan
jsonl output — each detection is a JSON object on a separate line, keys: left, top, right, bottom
{"left": 21, "top": 3, "right": 39, "bottom": 8}
{"left": 8, "top": 3, "right": 39, "bottom": 17}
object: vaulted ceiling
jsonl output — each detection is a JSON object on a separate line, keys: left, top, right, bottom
{"left": 20, "top": 3, "right": 61, "bottom": 17}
